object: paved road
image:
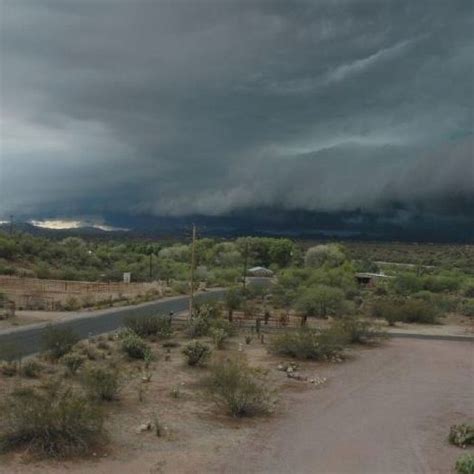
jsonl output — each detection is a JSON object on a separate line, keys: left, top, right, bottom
{"left": 216, "top": 339, "right": 474, "bottom": 474}
{"left": 0, "top": 289, "right": 226, "bottom": 358}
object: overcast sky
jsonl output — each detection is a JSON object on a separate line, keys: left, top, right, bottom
{"left": 0, "top": 0, "right": 473, "bottom": 224}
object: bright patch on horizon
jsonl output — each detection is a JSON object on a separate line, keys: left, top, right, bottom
{"left": 29, "top": 220, "right": 129, "bottom": 232}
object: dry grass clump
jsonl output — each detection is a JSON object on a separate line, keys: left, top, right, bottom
{"left": 206, "top": 358, "right": 274, "bottom": 417}
{"left": 270, "top": 326, "right": 347, "bottom": 360}
{"left": 124, "top": 314, "right": 172, "bottom": 339}
{"left": 182, "top": 341, "right": 212, "bottom": 366}
{"left": 0, "top": 381, "right": 104, "bottom": 458}
{"left": 82, "top": 365, "right": 122, "bottom": 401}
{"left": 41, "top": 326, "right": 79, "bottom": 360}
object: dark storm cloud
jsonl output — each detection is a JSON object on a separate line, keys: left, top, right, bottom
{"left": 0, "top": 0, "right": 472, "bottom": 220}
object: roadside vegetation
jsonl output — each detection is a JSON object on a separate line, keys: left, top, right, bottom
{"left": 0, "top": 231, "right": 472, "bottom": 468}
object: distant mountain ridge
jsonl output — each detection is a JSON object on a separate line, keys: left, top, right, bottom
{"left": 1, "top": 208, "right": 473, "bottom": 243}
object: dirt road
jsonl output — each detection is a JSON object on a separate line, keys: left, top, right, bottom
{"left": 215, "top": 339, "right": 473, "bottom": 474}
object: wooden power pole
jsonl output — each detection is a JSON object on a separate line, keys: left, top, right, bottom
{"left": 188, "top": 224, "right": 197, "bottom": 319}
{"left": 242, "top": 240, "right": 249, "bottom": 293}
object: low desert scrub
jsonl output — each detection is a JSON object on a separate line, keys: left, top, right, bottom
{"left": 61, "top": 353, "right": 86, "bottom": 375}
{"left": 21, "top": 359, "right": 43, "bottom": 378}
{"left": 185, "top": 316, "right": 211, "bottom": 338}
{"left": 449, "top": 424, "right": 474, "bottom": 448}
{"left": 124, "top": 314, "right": 172, "bottom": 339}
{"left": 270, "top": 326, "right": 347, "bottom": 360}
{"left": 0, "top": 360, "right": 18, "bottom": 377}
{"left": 456, "top": 454, "right": 474, "bottom": 474}
{"left": 82, "top": 366, "right": 122, "bottom": 401}
{"left": 372, "top": 298, "right": 438, "bottom": 326}
{"left": 41, "top": 326, "right": 79, "bottom": 360}
{"left": 120, "top": 329, "right": 152, "bottom": 360}
{"left": 182, "top": 341, "right": 212, "bottom": 366}
{"left": 210, "top": 328, "right": 228, "bottom": 349}
{"left": 206, "top": 358, "right": 273, "bottom": 417}
{"left": 0, "top": 382, "right": 104, "bottom": 458}
{"left": 333, "top": 317, "right": 385, "bottom": 345}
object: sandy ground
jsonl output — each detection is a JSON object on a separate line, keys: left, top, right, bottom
{"left": 0, "top": 337, "right": 472, "bottom": 474}
{"left": 212, "top": 339, "right": 474, "bottom": 474}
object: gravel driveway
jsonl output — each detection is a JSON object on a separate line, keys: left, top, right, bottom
{"left": 216, "top": 339, "right": 474, "bottom": 474}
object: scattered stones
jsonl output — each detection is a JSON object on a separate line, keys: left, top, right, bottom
{"left": 287, "top": 372, "right": 307, "bottom": 381}
{"left": 309, "top": 376, "right": 327, "bottom": 387}
{"left": 277, "top": 362, "right": 299, "bottom": 372}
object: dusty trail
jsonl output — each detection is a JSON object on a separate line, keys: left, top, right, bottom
{"left": 214, "top": 339, "right": 473, "bottom": 474}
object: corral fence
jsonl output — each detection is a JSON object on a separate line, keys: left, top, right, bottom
{"left": 0, "top": 275, "right": 166, "bottom": 310}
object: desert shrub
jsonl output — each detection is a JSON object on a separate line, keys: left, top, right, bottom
{"left": 182, "top": 341, "right": 211, "bottom": 366}
{"left": 461, "top": 299, "right": 474, "bottom": 317}
{"left": 0, "top": 361, "right": 18, "bottom": 377}
{"left": 124, "top": 314, "right": 172, "bottom": 338}
{"left": 270, "top": 327, "right": 347, "bottom": 360}
{"left": 207, "top": 358, "right": 273, "bottom": 417}
{"left": 0, "top": 383, "right": 104, "bottom": 458}
{"left": 210, "top": 328, "right": 227, "bottom": 349}
{"left": 449, "top": 424, "right": 474, "bottom": 448}
{"left": 61, "top": 352, "right": 86, "bottom": 375}
{"left": 41, "top": 326, "right": 79, "bottom": 360}
{"left": 21, "top": 359, "right": 43, "bottom": 378}
{"left": 456, "top": 454, "right": 474, "bottom": 474}
{"left": 464, "top": 284, "right": 474, "bottom": 298}
{"left": 422, "top": 274, "right": 461, "bottom": 293}
{"left": 185, "top": 316, "right": 211, "bottom": 338}
{"left": 82, "top": 366, "right": 121, "bottom": 401}
{"left": 371, "top": 299, "right": 404, "bottom": 326}
{"left": 63, "top": 296, "right": 80, "bottom": 311}
{"left": 391, "top": 273, "right": 423, "bottom": 295}
{"left": 403, "top": 299, "right": 438, "bottom": 324}
{"left": 120, "top": 330, "right": 151, "bottom": 360}
{"left": 333, "top": 317, "right": 384, "bottom": 344}
{"left": 210, "top": 318, "right": 235, "bottom": 337}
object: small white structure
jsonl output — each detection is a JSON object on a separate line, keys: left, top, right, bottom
{"left": 123, "top": 272, "right": 132, "bottom": 284}
{"left": 247, "top": 266, "right": 274, "bottom": 278}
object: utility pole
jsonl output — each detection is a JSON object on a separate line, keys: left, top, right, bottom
{"left": 149, "top": 252, "right": 153, "bottom": 281}
{"left": 242, "top": 240, "right": 249, "bottom": 293}
{"left": 188, "top": 224, "right": 197, "bottom": 319}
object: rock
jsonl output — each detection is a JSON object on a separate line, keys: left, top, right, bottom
{"left": 277, "top": 364, "right": 284, "bottom": 371}
{"left": 136, "top": 422, "right": 152, "bottom": 433}
{"left": 286, "top": 366, "right": 294, "bottom": 374}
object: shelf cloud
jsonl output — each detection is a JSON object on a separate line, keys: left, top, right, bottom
{"left": 1, "top": 0, "right": 472, "bottom": 226}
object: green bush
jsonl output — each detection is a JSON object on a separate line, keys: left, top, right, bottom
{"left": 186, "top": 316, "right": 211, "bottom": 338}
{"left": 207, "top": 358, "right": 273, "bottom": 417}
{"left": 456, "top": 454, "right": 474, "bottom": 474}
{"left": 210, "top": 328, "right": 228, "bottom": 349}
{"left": 124, "top": 314, "right": 172, "bottom": 338}
{"left": 372, "top": 298, "right": 438, "bottom": 325}
{"left": 461, "top": 299, "right": 474, "bottom": 317}
{"left": 0, "top": 361, "right": 18, "bottom": 377}
{"left": 463, "top": 284, "right": 474, "bottom": 298}
{"left": 120, "top": 330, "right": 151, "bottom": 360}
{"left": 333, "top": 317, "right": 384, "bottom": 344}
{"left": 182, "top": 341, "right": 212, "bottom": 366}
{"left": 61, "top": 352, "right": 86, "bottom": 375}
{"left": 21, "top": 360, "right": 43, "bottom": 378}
{"left": 449, "top": 424, "right": 474, "bottom": 448}
{"left": 270, "top": 327, "right": 347, "bottom": 360}
{"left": 82, "top": 366, "right": 121, "bottom": 401}
{"left": 41, "top": 326, "right": 79, "bottom": 360}
{"left": 0, "top": 383, "right": 104, "bottom": 458}
{"left": 403, "top": 299, "right": 438, "bottom": 324}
